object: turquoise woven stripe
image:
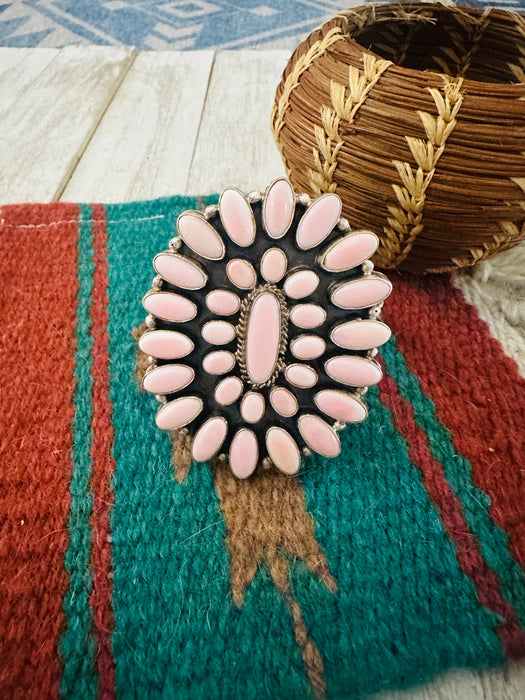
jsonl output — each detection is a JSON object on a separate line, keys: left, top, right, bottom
{"left": 105, "top": 197, "right": 312, "bottom": 699}
{"left": 296, "top": 380, "right": 503, "bottom": 699}
{"left": 59, "top": 205, "right": 98, "bottom": 699}
{"left": 381, "top": 337, "right": 525, "bottom": 629}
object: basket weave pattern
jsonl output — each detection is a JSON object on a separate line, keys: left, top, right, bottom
{"left": 272, "top": 2, "right": 525, "bottom": 272}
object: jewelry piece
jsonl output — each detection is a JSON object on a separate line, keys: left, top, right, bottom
{"left": 139, "top": 179, "right": 392, "bottom": 478}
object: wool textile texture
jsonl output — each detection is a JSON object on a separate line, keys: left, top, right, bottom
{"left": 1, "top": 195, "right": 524, "bottom": 700}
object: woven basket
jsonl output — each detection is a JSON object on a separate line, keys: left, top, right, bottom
{"left": 272, "top": 2, "right": 525, "bottom": 272}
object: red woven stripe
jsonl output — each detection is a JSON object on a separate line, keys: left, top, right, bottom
{"left": 0, "top": 203, "right": 80, "bottom": 697}
{"left": 89, "top": 204, "right": 116, "bottom": 698}
{"left": 383, "top": 275, "right": 525, "bottom": 571}
{"left": 380, "top": 371, "right": 525, "bottom": 658}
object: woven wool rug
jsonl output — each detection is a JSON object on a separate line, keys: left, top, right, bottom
{"left": 0, "top": 1, "right": 523, "bottom": 50}
{"left": 1, "top": 195, "right": 525, "bottom": 699}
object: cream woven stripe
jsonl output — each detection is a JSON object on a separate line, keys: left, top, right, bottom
{"left": 309, "top": 53, "right": 392, "bottom": 196}
{"left": 431, "top": 8, "right": 492, "bottom": 77}
{"left": 375, "top": 75, "right": 465, "bottom": 269}
{"left": 271, "top": 26, "right": 345, "bottom": 174}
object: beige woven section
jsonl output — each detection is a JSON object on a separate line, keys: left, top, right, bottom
{"left": 273, "top": 2, "right": 525, "bottom": 273}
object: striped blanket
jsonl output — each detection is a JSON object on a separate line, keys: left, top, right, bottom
{"left": 1, "top": 196, "right": 524, "bottom": 699}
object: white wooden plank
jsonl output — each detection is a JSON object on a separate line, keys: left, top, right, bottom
{"left": 0, "top": 46, "right": 135, "bottom": 203}
{"left": 373, "top": 662, "right": 525, "bottom": 700}
{"left": 62, "top": 51, "right": 214, "bottom": 202}
{"left": 0, "top": 48, "right": 59, "bottom": 117}
{"left": 185, "top": 50, "right": 288, "bottom": 195}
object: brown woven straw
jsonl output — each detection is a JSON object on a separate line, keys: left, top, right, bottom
{"left": 272, "top": 2, "right": 525, "bottom": 272}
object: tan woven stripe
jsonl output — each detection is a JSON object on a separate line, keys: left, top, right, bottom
{"left": 432, "top": 7, "right": 492, "bottom": 77}
{"left": 375, "top": 75, "right": 465, "bottom": 269}
{"left": 213, "top": 459, "right": 336, "bottom": 699}
{"left": 309, "top": 53, "right": 392, "bottom": 196}
{"left": 271, "top": 25, "right": 345, "bottom": 171}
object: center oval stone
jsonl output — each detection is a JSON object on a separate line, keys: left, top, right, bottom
{"left": 245, "top": 291, "right": 282, "bottom": 385}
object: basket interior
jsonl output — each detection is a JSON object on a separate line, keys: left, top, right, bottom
{"left": 351, "top": 4, "right": 525, "bottom": 83}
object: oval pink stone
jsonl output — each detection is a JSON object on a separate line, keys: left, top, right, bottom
{"left": 201, "top": 320, "right": 236, "bottom": 345}
{"left": 246, "top": 292, "right": 281, "bottom": 384}
{"left": 321, "top": 231, "right": 379, "bottom": 271}
{"left": 142, "top": 291, "right": 197, "bottom": 322}
{"left": 263, "top": 178, "right": 295, "bottom": 238}
{"left": 153, "top": 253, "right": 207, "bottom": 290}
{"left": 192, "top": 416, "right": 228, "bottom": 462}
{"left": 291, "top": 335, "right": 326, "bottom": 360}
{"left": 283, "top": 270, "right": 319, "bottom": 299}
{"left": 226, "top": 258, "right": 256, "bottom": 289}
{"left": 296, "top": 194, "right": 342, "bottom": 249}
{"left": 285, "top": 363, "right": 317, "bottom": 388}
{"left": 138, "top": 330, "right": 194, "bottom": 360}
{"left": 220, "top": 188, "right": 256, "bottom": 247}
{"left": 206, "top": 289, "right": 240, "bottom": 315}
{"left": 214, "top": 376, "right": 243, "bottom": 405}
{"left": 270, "top": 387, "right": 298, "bottom": 417}
{"left": 298, "top": 414, "right": 341, "bottom": 458}
{"left": 289, "top": 304, "right": 326, "bottom": 329}
{"left": 325, "top": 356, "right": 382, "bottom": 387}
{"left": 331, "top": 319, "right": 391, "bottom": 350}
{"left": 261, "top": 247, "right": 287, "bottom": 283}
{"left": 266, "top": 427, "right": 301, "bottom": 475}
{"left": 314, "top": 389, "right": 367, "bottom": 422}
{"left": 142, "top": 364, "right": 194, "bottom": 394}
{"left": 203, "top": 351, "right": 236, "bottom": 375}
{"left": 240, "top": 392, "right": 265, "bottom": 423}
{"left": 229, "top": 429, "right": 258, "bottom": 479}
{"left": 155, "top": 396, "right": 202, "bottom": 431}
{"left": 331, "top": 277, "right": 392, "bottom": 309}
{"left": 177, "top": 212, "right": 225, "bottom": 260}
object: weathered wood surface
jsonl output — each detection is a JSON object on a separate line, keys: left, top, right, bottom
{"left": 63, "top": 50, "right": 214, "bottom": 201}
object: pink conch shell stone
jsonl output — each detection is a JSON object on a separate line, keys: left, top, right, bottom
{"left": 192, "top": 416, "right": 228, "bottom": 462}
{"left": 298, "top": 414, "right": 341, "bottom": 458}
{"left": 177, "top": 212, "right": 225, "bottom": 260}
{"left": 289, "top": 304, "right": 326, "bottom": 329}
{"left": 261, "top": 247, "right": 287, "bottom": 283}
{"left": 206, "top": 289, "right": 240, "bottom": 315}
{"left": 290, "top": 335, "right": 326, "bottom": 360}
{"left": 153, "top": 253, "right": 207, "bottom": 290}
{"left": 139, "top": 330, "right": 194, "bottom": 359}
{"left": 240, "top": 392, "right": 265, "bottom": 423}
{"left": 321, "top": 232, "right": 379, "bottom": 271}
{"left": 270, "top": 387, "right": 298, "bottom": 417}
{"left": 266, "top": 427, "right": 301, "bottom": 475}
{"left": 214, "top": 376, "right": 243, "bottom": 405}
{"left": 331, "top": 319, "right": 391, "bottom": 350}
{"left": 203, "top": 350, "right": 236, "bottom": 375}
{"left": 229, "top": 429, "right": 258, "bottom": 479}
{"left": 263, "top": 178, "right": 295, "bottom": 238}
{"left": 142, "top": 364, "right": 194, "bottom": 394}
{"left": 325, "top": 356, "right": 382, "bottom": 387}
{"left": 201, "top": 320, "right": 236, "bottom": 345}
{"left": 314, "top": 389, "right": 367, "bottom": 422}
{"left": 246, "top": 292, "right": 281, "bottom": 384}
{"left": 331, "top": 277, "right": 392, "bottom": 309}
{"left": 226, "top": 258, "right": 256, "bottom": 289}
{"left": 285, "top": 363, "right": 317, "bottom": 389}
{"left": 220, "top": 188, "right": 256, "bottom": 246}
{"left": 283, "top": 270, "right": 319, "bottom": 299}
{"left": 155, "top": 396, "right": 202, "bottom": 431}
{"left": 143, "top": 291, "right": 197, "bottom": 322}
{"left": 296, "top": 194, "right": 342, "bottom": 249}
